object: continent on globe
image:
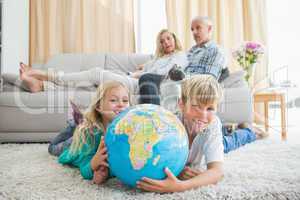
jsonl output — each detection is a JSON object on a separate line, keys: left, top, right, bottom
{"left": 115, "top": 113, "right": 162, "bottom": 170}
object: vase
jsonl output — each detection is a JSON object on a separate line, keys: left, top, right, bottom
{"left": 243, "top": 64, "right": 256, "bottom": 85}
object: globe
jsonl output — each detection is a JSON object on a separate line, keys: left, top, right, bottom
{"left": 105, "top": 104, "right": 189, "bottom": 187}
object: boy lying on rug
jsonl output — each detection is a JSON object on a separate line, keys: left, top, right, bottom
{"left": 137, "top": 75, "right": 268, "bottom": 192}
{"left": 136, "top": 75, "right": 224, "bottom": 192}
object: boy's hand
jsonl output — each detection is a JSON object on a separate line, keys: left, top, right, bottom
{"left": 91, "top": 139, "right": 109, "bottom": 171}
{"left": 178, "top": 166, "right": 202, "bottom": 180}
{"left": 136, "top": 167, "right": 183, "bottom": 193}
{"left": 93, "top": 166, "right": 109, "bottom": 185}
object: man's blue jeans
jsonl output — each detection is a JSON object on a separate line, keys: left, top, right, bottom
{"left": 138, "top": 73, "right": 165, "bottom": 105}
{"left": 222, "top": 126, "right": 256, "bottom": 153}
{"left": 48, "top": 120, "right": 76, "bottom": 156}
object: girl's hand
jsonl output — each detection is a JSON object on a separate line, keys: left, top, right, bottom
{"left": 178, "top": 166, "right": 202, "bottom": 180}
{"left": 136, "top": 167, "right": 184, "bottom": 193}
{"left": 91, "top": 139, "right": 109, "bottom": 171}
{"left": 93, "top": 166, "right": 109, "bottom": 185}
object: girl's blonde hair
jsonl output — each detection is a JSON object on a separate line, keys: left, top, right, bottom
{"left": 181, "top": 75, "right": 223, "bottom": 106}
{"left": 155, "top": 29, "right": 183, "bottom": 58}
{"left": 70, "top": 81, "right": 130, "bottom": 154}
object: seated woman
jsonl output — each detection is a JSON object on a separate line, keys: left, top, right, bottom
{"left": 19, "top": 29, "right": 188, "bottom": 95}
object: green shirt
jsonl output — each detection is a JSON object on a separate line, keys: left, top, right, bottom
{"left": 58, "top": 127, "right": 103, "bottom": 180}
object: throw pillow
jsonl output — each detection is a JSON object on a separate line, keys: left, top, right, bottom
{"left": 221, "top": 70, "right": 247, "bottom": 88}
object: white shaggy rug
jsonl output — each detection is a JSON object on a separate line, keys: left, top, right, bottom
{"left": 1, "top": 138, "right": 300, "bottom": 200}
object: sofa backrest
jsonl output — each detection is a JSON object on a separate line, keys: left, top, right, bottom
{"left": 105, "top": 53, "right": 153, "bottom": 74}
{"left": 43, "top": 53, "right": 105, "bottom": 73}
{"left": 42, "top": 53, "right": 153, "bottom": 74}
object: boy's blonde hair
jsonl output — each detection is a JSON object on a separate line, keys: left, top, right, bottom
{"left": 70, "top": 81, "right": 130, "bottom": 154}
{"left": 181, "top": 75, "right": 222, "bottom": 106}
{"left": 155, "top": 29, "right": 183, "bottom": 58}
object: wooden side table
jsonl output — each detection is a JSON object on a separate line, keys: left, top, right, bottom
{"left": 254, "top": 92, "right": 287, "bottom": 140}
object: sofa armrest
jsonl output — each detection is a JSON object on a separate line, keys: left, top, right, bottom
{"left": 1, "top": 73, "right": 29, "bottom": 91}
{"left": 217, "top": 87, "right": 253, "bottom": 123}
{"left": 221, "top": 70, "right": 247, "bottom": 88}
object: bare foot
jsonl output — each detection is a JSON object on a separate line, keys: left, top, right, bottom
{"left": 20, "top": 62, "right": 48, "bottom": 81}
{"left": 252, "top": 125, "right": 269, "bottom": 139}
{"left": 20, "top": 62, "right": 31, "bottom": 72}
{"left": 19, "top": 68, "right": 44, "bottom": 93}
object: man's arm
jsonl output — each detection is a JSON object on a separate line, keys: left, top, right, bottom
{"left": 206, "top": 48, "right": 226, "bottom": 80}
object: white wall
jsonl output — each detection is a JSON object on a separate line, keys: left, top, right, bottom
{"left": 267, "top": 0, "right": 300, "bottom": 86}
{"left": 1, "top": 0, "right": 29, "bottom": 74}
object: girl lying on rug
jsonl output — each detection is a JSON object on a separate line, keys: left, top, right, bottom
{"left": 49, "top": 81, "right": 130, "bottom": 184}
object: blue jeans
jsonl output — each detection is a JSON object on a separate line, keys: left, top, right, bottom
{"left": 138, "top": 73, "right": 165, "bottom": 105}
{"left": 222, "top": 127, "right": 256, "bottom": 153}
{"left": 48, "top": 120, "right": 76, "bottom": 156}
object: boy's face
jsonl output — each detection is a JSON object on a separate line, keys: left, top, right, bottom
{"left": 179, "top": 99, "right": 217, "bottom": 134}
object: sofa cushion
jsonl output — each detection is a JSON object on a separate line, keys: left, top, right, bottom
{"left": 105, "top": 53, "right": 153, "bottom": 74}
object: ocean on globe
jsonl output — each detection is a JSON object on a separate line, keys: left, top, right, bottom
{"left": 105, "top": 104, "right": 189, "bottom": 187}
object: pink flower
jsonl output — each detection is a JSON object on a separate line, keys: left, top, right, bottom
{"left": 246, "top": 42, "right": 260, "bottom": 50}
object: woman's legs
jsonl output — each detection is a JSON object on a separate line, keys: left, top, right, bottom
{"left": 19, "top": 63, "right": 138, "bottom": 93}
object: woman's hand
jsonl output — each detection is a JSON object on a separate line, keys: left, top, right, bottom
{"left": 91, "top": 139, "right": 109, "bottom": 171}
{"left": 136, "top": 64, "right": 144, "bottom": 71}
{"left": 130, "top": 70, "right": 143, "bottom": 79}
{"left": 136, "top": 167, "right": 184, "bottom": 193}
{"left": 178, "top": 166, "right": 203, "bottom": 180}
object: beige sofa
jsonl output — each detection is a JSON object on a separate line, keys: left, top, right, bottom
{"left": 0, "top": 53, "right": 253, "bottom": 142}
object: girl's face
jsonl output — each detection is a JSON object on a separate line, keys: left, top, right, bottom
{"left": 179, "top": 100, "right": 217, "bottom": 134}
{"left": 160, "top": 31, "right": 176, "bottom": 55}
{"left": 97, "top": 86, "right": 130, "bottom": 122}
